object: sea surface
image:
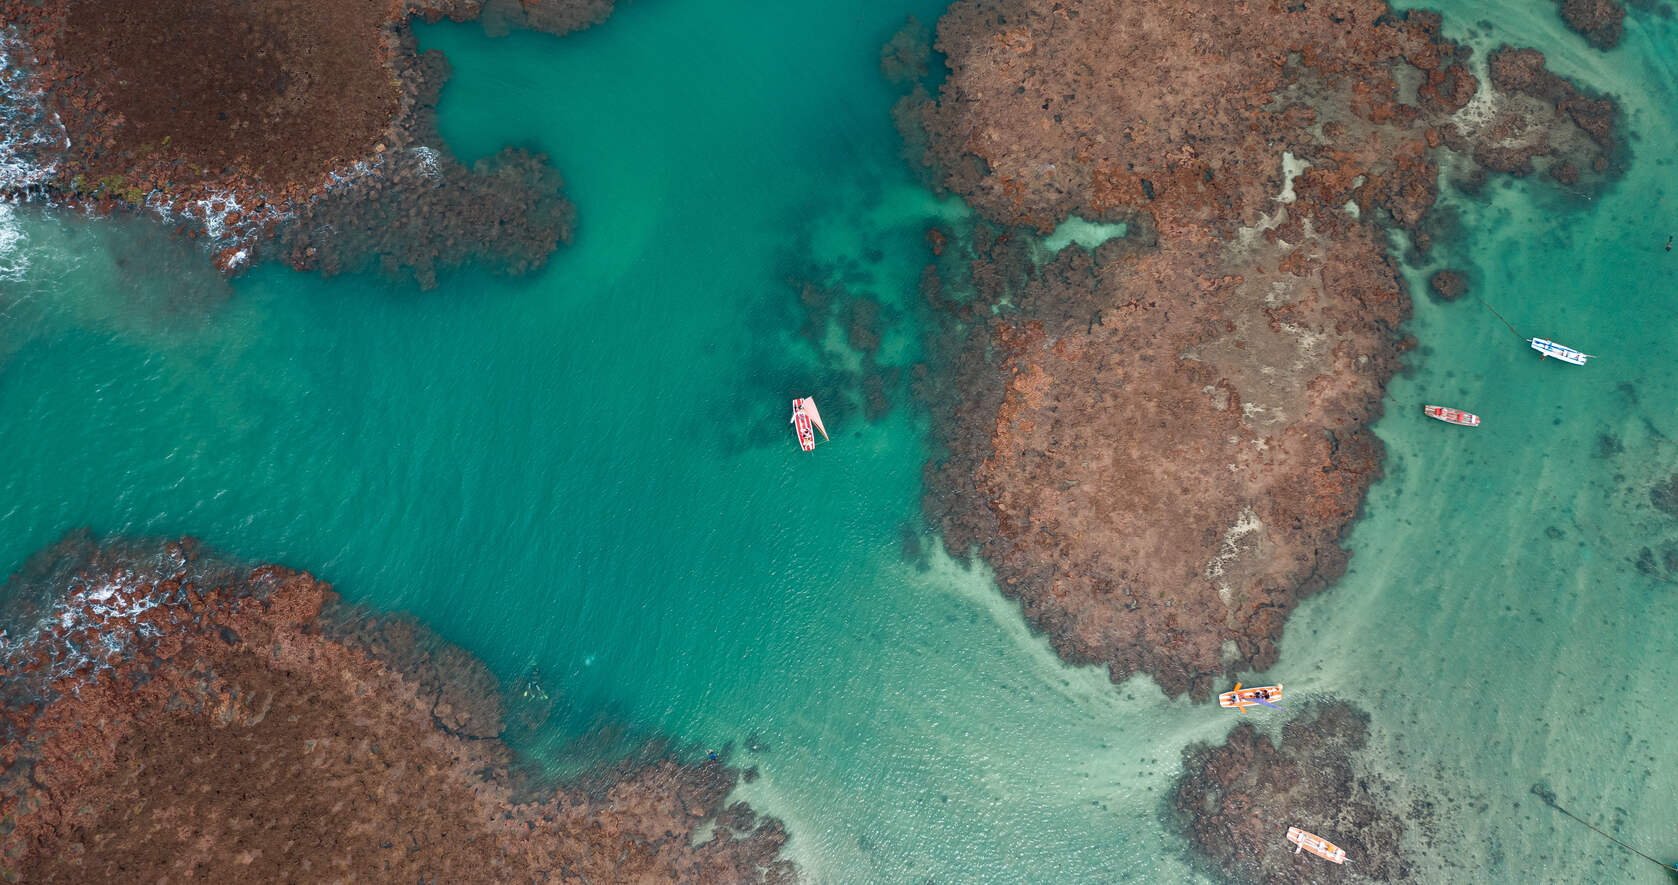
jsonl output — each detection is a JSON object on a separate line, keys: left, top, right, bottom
{"left": 1, "top": 0, "right": 1675, "bottom": 881}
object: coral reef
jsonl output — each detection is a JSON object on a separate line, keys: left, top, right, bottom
{"left": 1169, "top": 701, "right": 1422, "bottom": 884}
{"left": 0, "top": 532, "right": 794, "bottom": 884}
{"left": 0, "top": 0, "right": 611, "bottom": 283}
{"left": 1428, "top": 269, "right": 1468, "bottom": 301}
{"left": 1558, "top": 0, "right": 1627, "bottom": 50}
{"left": 259, "top": 38, "right": 574, "bottom": 286}
{"left": 902, "top": 0, "right": 1620, "bottom": 698}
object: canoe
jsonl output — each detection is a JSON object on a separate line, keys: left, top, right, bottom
{"left": 1218, "top": 683, "right": 1283, "bottom": 711}
{"left": 1423, "top": 405, "right": 1479, "bottom": 427}
{"left": 1287, "top": 826, "right": 1348, "bottom": 864}
{"left": 790, "top": 397, "right": 830, "bottom": 452}
{"left": 1529, "top": 337, "right": 1590, "bottom": 365}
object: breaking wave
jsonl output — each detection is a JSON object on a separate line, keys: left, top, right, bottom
{"left": 0, "top": 202, "right": 24, "bottom": 282}
{"left": 0, "top": 537, "right": 241, "bottom": 692}
{"left": 0, "top": 29, "right": 67, "bottom": 195}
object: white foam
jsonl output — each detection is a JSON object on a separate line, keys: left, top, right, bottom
{"left": 0, "top": 202, "right": 25, "bottom": 281}
{"left": 0, "top": 561, "right": 187, "bottom": 686}
{"left": 0, "top": 30, "right": 66, "bottom": 193}
{"left": 410, "top": 146, "right": 442, "bottom": 180}
{"left": 145, "top": 187, "right": 295, "bottom": 255}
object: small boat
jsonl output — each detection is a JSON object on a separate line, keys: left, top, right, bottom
{"left": 1423, "top": 405, "right": 1480, "bottom": 427}
{"left": 1287, "top": 826, "right": 1348, "bottom": 864}
{"left": 790, "top": 397, "right": 829, "bottom": 452}
{"left": 1529, "top": 337, "right": 1591, "bottom": 365}
{"left": 1218, "top": 682, "right": 1283, "bottom": 713}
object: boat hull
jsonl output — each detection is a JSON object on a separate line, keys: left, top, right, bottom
{"left": 1423, "top": 405, "right": 1480, "bottom": 427}
{"left": 1286, "top": 826, "right": 1347, "bottom": 864}
{"left": 1218, "top": 683, "right": 1283, "bottom": 708}
{"left": 792, "top": 399, "right": 815, "bottom": 451}
{"left": 1529, "top": 338, "right": 1589, "bottom": 365}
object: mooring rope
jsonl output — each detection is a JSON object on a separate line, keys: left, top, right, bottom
{"left": 1531, "top": 783, "right": 1676, "bottom": 872}
{"left": 1475, "top": 295, "right": 1525, "bottom": 340}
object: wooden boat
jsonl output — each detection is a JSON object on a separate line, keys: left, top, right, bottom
{"left": 790, "top": 397, "right": 829, "bottom": 452}
{"left": 1423, "top": 405, "right": 1480, "bottom": 427}
{"left": 1218, "top": 682, "right": 1283, "bottom": 713}
{"left": 1529, "top": 337, "right": 1591, "bottom": 365}
{"left": 1287, "top": 826, "right": 1348, "bottom": 864}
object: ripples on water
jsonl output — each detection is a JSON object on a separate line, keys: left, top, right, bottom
{"left": 0, "top": 0, "right": 1675, "bottom": 882}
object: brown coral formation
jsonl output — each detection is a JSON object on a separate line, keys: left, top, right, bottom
{"left": 0, "top": 533, "right": 794, "bottom": 884}
{"left": 905, "top": 0, "right": 1619, "bottom": 698}
{"left": 1558, "top": 0, "right": 1627, "bottom": 50}
{"left": 0, "top": 0, "right": 611, "bottom": 282}
{"left": 1428, "top": 269, "right": 1468, "bottom": 301}
{"left": 1456, "top": 47, "right": 1620, "bottom": 185}
{"left": 258, "top": 40, "right": 576, "bottom": 287}
{"left": 1169, "top": 702, "right": 1421, "bottom": 884}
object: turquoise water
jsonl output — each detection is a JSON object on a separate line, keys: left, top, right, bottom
{"left": 2, "top": 0, "right": 1676, "bottom": 882}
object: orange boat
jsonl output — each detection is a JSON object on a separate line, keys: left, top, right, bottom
{"left": 1217, "top": 682, "right": 1283, "bottom": 713}
{"left": 1423, "top": 404, "right": 1479, "bottom": 427}
{"left": 1286, "top": 826, "right": 1348, "bottom": 864}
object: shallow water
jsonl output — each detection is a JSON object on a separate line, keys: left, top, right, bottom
{"left": 1279, "top": 2, "right": 1678, "bottom": 881}
{"left": 1, "top": 0, "right": 1676, "bottom": 881}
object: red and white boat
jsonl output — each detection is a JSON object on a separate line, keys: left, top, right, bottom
{"left": 1423, "top": 404, "right": 1479, "bottom": 427}
{"left": 1286, "top": 826, "right": 1348, "bottom": 864}
{"left": 790, "top": 397, "right": 829, "bottom": 452}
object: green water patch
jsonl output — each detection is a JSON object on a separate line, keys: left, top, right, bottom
{"left": 0, "top": 2, "right": 1219, "bottom": 881}
{"left": 1042, "top": 215, "right": 1129, "bottom": 253}
{"left": 1263, "top": 3, "right": 1678, "bottom": 881}
{"left": 0, "top": 0, "right": 1675, "bottom": 881}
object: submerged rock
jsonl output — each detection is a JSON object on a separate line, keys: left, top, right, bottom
{"left": 1429, "top": 269, "right": 1468, "bottom": 301}
{"left": 1558, "top": 0, "right": 1627, "bottom": 50}
{"left": 1650, "top": 474, "right": 1678, "bottom": 516}
{"left": 0, "top": 533, "right": 794, "bottom": 884}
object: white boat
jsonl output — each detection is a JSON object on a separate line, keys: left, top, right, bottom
{"left": 1529, "top": 338, "right": 1591, "bottom": 365}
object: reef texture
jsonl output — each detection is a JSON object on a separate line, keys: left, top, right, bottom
{"left": 1558, "top": 0, "right": 1627, "bottom": 50}
{"left": 1169, "top": 702, "right": 1421, "bottom": 884}
{"left": 0, "top": 0, "right": 611, "bottom": 282}
{"left": 1428, "top": 269, "right": 1467, "bottom": 301}
{"left": 906, "top": 0, "right": 1619, "bottom": 698}
{"left": 0, "top": 533, "right": 794, "bottom": 884}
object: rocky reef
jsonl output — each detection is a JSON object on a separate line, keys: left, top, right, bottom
{"left": 1428, "top": 269, "right": 1468, "bottom": 301}
{"left": 0, "top": 532, "right": 795, "bottom": 884}
{"left": 901, "top": 0, "right": 1620, "bottom": 699}
{"left": 1168, "top": 701, "right": 1424, "bottom": 884}
{"left": 0, "top": 0, "right": 612, "bottom": 284}
{"left": 1558, "top": 0, "right": 1627, "bottom": 50}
